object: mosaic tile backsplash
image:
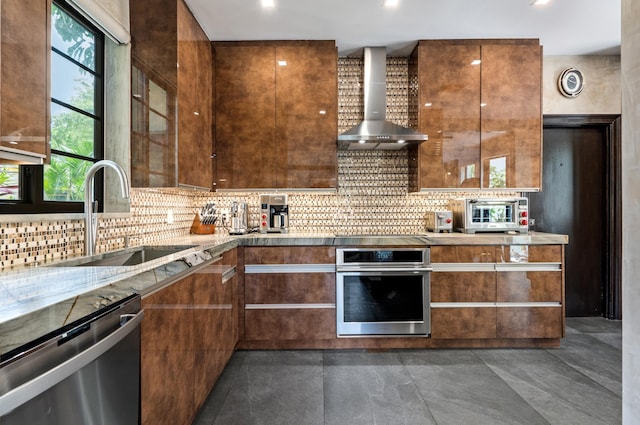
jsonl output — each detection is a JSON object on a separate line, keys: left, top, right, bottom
{"left": 0, "top": 58, "right": 517, "bottom": 268}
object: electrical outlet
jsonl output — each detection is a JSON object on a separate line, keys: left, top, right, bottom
{"left": 166, "top": 209, "right": 174, "bottom": 224}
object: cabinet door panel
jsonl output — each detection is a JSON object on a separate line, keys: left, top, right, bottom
{"left": 414, "top": 44, "right": 481, "bottom": 188}
{"left": 245, "top": 246, "right": 336, "bottom": 264}
{"left": 481, "top": 44, "right": 542, "bottom": 189}
{"left": 430, "top": 245, "right": 495, "bottom": 263}
{"left": 431, "top": 272, "right": 495, "bottom": 302}
{"left": 141, "top": 276, "right": 195, "bottom": 425}
{"left": 431, "top": 307, "right": 496, "bottom": 339}
{"left": 1, "top": 0, "right": 48, "bottom": 159}
{"left": 215, "top": 46, "right": 277, "bottom": 188}
{"left": 497, "top": 307, "right": 562, "bottom": 338}
{"left": 245, "top": 273, "right": 335, "bottom": 304}
{"left": 497, "top": 244, "right": 562, "bottom": 263}
{"left": 192, "top": 270, "right": 222, "bottom": 409}
{"left": 497, "top": 271, "right": 562, "bottom": 302}
{"left": 245, "top": 308, "right": 336, "bottom": 340}
{"left": 177, "top": 1, "right": 213, "bottom": 189}
{"left": 275, "top": 43, "right": 337, "bottom": 188}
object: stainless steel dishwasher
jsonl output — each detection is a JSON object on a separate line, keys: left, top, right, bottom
{"left": 0, "top": 293, "right": 144, "bottom": 425}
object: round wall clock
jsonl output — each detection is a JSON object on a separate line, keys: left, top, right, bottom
{"left": 558, "top": 67, "right": 584, "bottom": 98}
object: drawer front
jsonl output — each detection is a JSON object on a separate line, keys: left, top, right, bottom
{"left": 431, "top": 272, "right": 495, "bottom": 303}
{"left": 430, "top": 245, "right": 496, "bottom": 263}
{"left": 497, "top": 245, "right": 563, "bottom": 263}
{"left": 497, "top": 307, "right": 563, "bottom": 339}
{"left": 497, "top": 271, "right": 562, "bottom": 302}
{"left": 245, "top": 273, "right": 335, "bottom": 304}
{"left": 244, "top": 308, "right": 336, "bottom": 340}
{"left": 430, "top": 307, "right": 497, "bottom": 339}
{"left": 245, "top": 246, "right": 336, "bottom": 264}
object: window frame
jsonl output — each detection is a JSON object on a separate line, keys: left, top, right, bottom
{"left": 0, "top": 0, "right": 105, "bottom": 215}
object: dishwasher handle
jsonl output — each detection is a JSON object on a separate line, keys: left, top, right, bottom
{"left": 0, "top": 309, "right": 144, "bottom": 417}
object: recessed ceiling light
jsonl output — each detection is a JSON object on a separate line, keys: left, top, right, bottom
{"left": 384, "top": 0, "right": 399, "bottom": 8}
{"left": 471, "top": 59, "right": 482, "bottom": 65}
{"left": 530, "top": 0, "right": 550, "bottom": 5}
{"left": 358, "top": 140, "right": 366, "bottom": 144}
{"left": 424, "top": 102, "right": 433, "bottom": 107}
{"left": 397, "top": 140, "right": 406, "bottom": 144}
{"left": 319, "top": 110, "right": 326, "bottom": 115}
{"left": 262, "top": 0, "right": 275, "bottom": 8}
{"left": 480, "top": 103, "right": 487, "bottom": 107}
{"left": 277, "top": 60, "right": 287, "bottom": 66}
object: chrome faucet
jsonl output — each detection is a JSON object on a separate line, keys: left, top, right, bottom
{"left": 84, "top": 160, "right": 130, "bottom": 257}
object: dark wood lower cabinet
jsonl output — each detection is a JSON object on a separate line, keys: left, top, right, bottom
{"left": 141, "top": 275, "right": 195, "bottom": 425}
{"left": 431, "top": 308, "right": 497, "bottom": 339}
{"left": 245, "top": 308, "right": 336, "bottom": 341}
{"left": 497, "top": 307, "right": 563, "bottom": 339}
{"left": 431, "top": 272, "right": 495, "bottom": 302}
{"left": 141, "top": 252, "right": 237, "bottom": 425}
{"left": 429, "top": 245, "right": 564, "bottom": 343}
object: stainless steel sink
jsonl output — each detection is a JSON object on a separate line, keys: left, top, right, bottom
{"left": 52, "top": 245, "right": 197, "bottom": 267}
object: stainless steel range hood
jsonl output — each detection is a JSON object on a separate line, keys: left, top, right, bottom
{"left": 338, "top": 47, "right": 428, "bottom": 150}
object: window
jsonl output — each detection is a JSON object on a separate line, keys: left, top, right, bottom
{"left": 0, "top": 1, "right": 104, "bottom": 214}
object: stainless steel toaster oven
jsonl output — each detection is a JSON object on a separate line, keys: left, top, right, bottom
{"left": 450, "top": 198, "right": 529, "bottom": 234}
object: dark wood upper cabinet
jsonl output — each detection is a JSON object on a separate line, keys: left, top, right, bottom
{"left": 213, "top": 41, "right": 337, "bottom": 190}
{"left": 130, "top": 0, "right": 213, "bottom": 189}
{"left": 0, "top": 0, "right": 49, "bottom": 163}
{"left": 214, "top": 45, "right": 278, "bottom": 189}
{"left": 409, "top": 39, "right": 542, "bottom": 191}
{"left": 177, "top": 0, "right": 213, "bottom": 189}
{"left": 480, "top": 43, "right": 542, "bottom": 190}
{"left": 275, "top": 44, "right": 338, "bottom": 189}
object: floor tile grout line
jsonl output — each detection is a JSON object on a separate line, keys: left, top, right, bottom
{"left": 469, "top": 349, "right": 555, "bottom": 425}
{"left": 397, "top": 352, "right": 441, "bottom": 425}
{"left": 543, "top": 346, "right": 623, "bottom": 399}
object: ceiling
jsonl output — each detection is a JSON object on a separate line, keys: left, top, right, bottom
{"left": 184, "top": 0, "right": 621, "bottom": 57}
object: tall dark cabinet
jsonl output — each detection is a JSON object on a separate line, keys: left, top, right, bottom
{"left": 130, "top": 0, "right": 213, "bottom": 189}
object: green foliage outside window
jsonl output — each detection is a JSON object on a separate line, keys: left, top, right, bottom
{"left": 45, "top": 3, "right": 100, "bottom": 202}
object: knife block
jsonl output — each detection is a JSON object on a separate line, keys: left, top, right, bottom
{"left": 190, "top": 215, "right": 216, "bottom": 235}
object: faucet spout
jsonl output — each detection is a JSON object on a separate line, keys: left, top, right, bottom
{"left": 84, "top": 160, "right": 130, "bottom": 257}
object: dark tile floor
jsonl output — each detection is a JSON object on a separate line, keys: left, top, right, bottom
{"left": 192, "top": 317, "right": 621, "bottom": 425}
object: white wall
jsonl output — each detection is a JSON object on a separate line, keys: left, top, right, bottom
{"left": 622, "top": 0, "right": 640, "bottom": 423}
{"left": 544, "top": 55, "right": 621, "bottom": 115}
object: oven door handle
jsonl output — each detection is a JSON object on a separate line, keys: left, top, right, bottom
{"left": 337, "top": 267, "right": 433, "bottom": 273}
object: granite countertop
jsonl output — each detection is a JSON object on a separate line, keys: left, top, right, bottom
{"left": 0, "top": 231, "right": 567, "bottom": 358}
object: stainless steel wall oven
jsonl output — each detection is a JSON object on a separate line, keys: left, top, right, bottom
{"left": 336, "top": 247, "right": 431, "bottom": 336}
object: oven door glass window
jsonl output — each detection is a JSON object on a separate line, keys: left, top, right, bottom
{"left": 342, "top": 274, "right": 424, "bottom": 323}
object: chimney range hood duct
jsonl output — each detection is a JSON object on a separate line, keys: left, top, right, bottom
{"left": 338, "top": 47, "right": 428, "bottom": 150}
